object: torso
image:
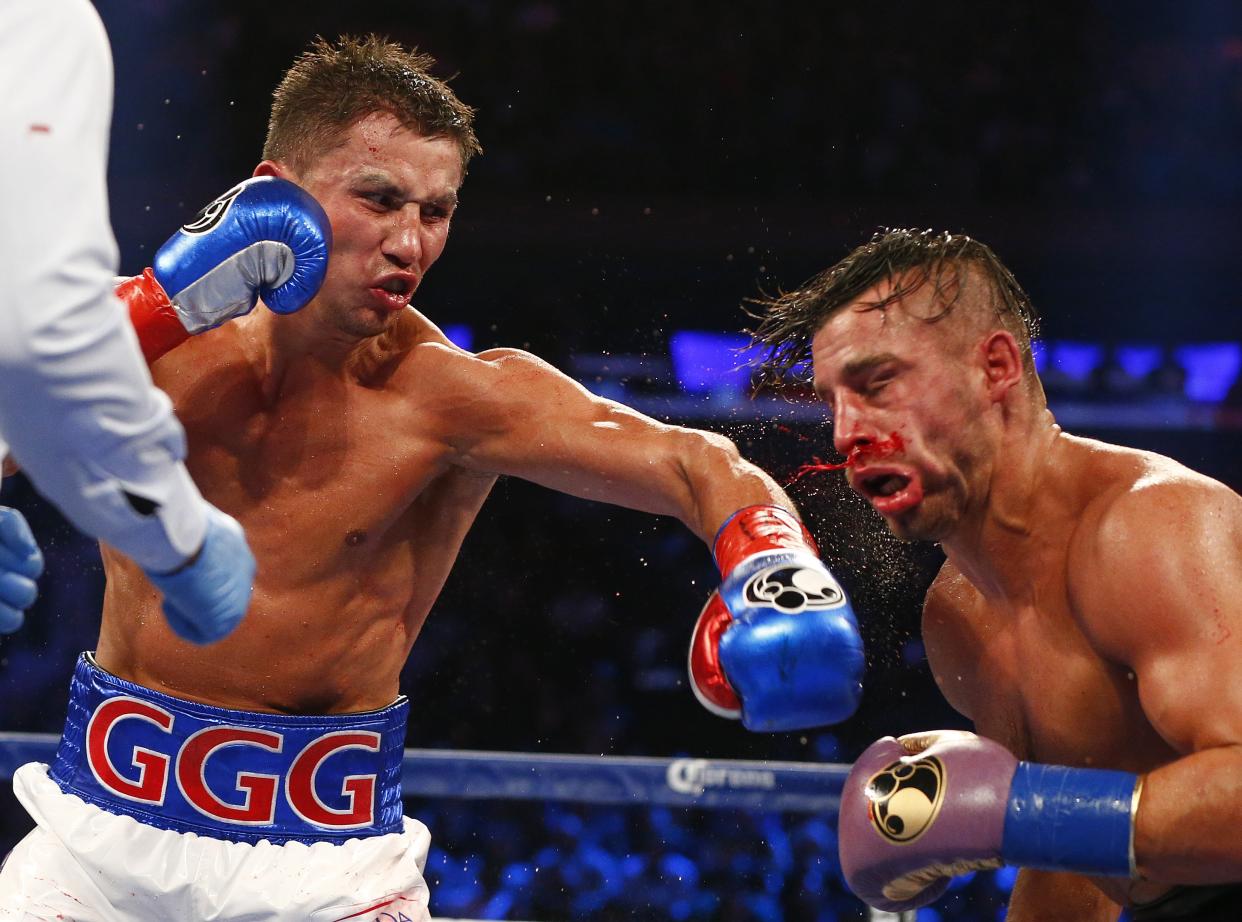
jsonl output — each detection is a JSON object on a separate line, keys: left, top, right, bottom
{"left": 923, "top": 436, "right": 1187, "bottom": 905}
{"left": 96, "top": 313, "right": 497, "bottom": 713}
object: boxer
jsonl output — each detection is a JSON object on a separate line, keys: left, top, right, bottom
{"left": 751, "top": 228, "right": 1242, "bottom": 920}
{"left": 0, "top": 35, "right": 864, "bottom": 920}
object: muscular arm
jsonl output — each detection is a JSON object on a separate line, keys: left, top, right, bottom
{"left": 1073, "top": 473, "right": 1242, "bottom": 884}
{"left": 0, "top": 0, "right": 206, "bottom": 572}
{"left": 433, "top": 346, "right": 794, "bottom": 541}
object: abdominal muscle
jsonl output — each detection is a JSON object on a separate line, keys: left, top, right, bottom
{"left": 96, "top": 551, "right": 423, "bottom": 714}
{"left": 94, "top": 465, "right": 496, "bottom": 715}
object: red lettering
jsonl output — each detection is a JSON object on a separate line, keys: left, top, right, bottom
{"left": 175, "top": 727, "right": 283, "bottom": 824}
{"left": 85, "top": 697, "right": 174, "bottom": 805}
{"left": 286, "top": 731, "right": 381, "bottom": 828}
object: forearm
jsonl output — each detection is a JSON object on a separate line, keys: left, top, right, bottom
{"left": 1135, "top": 744, "right": 1242, "bottom": 883}
{"left": 1007, "top": 869, "right": 1120, "bottom": 922}
{"left": 670, "top": 427, "right": 798, "bottom": 542}
{"left": 0, "top": 294, "right": 207, "bottom": 572}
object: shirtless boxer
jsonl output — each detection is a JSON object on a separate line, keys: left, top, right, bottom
{"left": 0, "top": 36, "right": 865, "bottom": 921}
{"left": 0, "top": 0, "right": 286, "bottom": 644}
{"left": 750, "top": 227, "right": 1242, "bottom": 921}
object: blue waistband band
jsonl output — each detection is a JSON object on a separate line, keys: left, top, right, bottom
{"left": 49, "top": 653, "right": 408, "bottom": 845}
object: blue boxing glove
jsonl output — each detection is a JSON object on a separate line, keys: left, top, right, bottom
{"left": 688, "top": 505, "right": 865, "bottom": 731}
{"left": 0, "top": 505, "right": 44, "bottom": 633}
{"left": 116, "top": 176, "right": 331, "bottom": 363}
{"left": 146, "top": 504, "right": 255, "bottom": 645}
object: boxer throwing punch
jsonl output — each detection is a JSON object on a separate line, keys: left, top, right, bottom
{"left": 0, "top": 36, "right": 864, "bottom": 920}
{"left": 752, "top": 228, "right": 1242, "bottom": 921}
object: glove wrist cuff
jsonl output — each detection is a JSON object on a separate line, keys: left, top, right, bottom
{"left": 116, "top": 268, "right": 189, "bottom": 364}
{"left": 1001, "top": 762, "right": 1138, "bottom": 877}
{"left": 713, "top": 504, "right": 817, "bottom": 575}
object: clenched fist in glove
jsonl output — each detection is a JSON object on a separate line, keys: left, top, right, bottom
{"left": 688, "top": 505, "right": 865, "bottom": 732}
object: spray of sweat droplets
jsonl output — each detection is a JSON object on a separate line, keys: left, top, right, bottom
{"left": 720, "top": 416, "right": 944, "bottom": 673}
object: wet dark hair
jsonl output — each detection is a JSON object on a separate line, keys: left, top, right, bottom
{"left": 264, "top": 34, "right": 482, "bottom": 175}
{"left": 749, "top": 228, "right": 1040, "bottom": 386}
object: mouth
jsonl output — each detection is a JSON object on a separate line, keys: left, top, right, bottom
{"left": 368, "top": 275, "right": 418, "bottom": 312}
{"left": 852, "top": 467, "right": 924, "bottom": 516}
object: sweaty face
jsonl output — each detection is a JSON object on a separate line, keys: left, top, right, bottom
{"left": 811, "top": 279, "right": 992, "bottom": 542}
{"left": 282, "top": 112, "right": 463, "bottom": 339}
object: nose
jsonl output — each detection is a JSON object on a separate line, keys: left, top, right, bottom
{"left": 831, "top": 393, "right": 877, "bottom": 457}
{"left": 382, "top": 209, "right": 424, "bottom": 269}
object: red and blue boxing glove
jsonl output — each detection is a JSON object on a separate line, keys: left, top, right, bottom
{"left": 688, "top": 505, "right": 865, "bottom": 732}
{"left": 839, "top": 730, "right": 1139, "bottom": 913}
{"left": 116, "top": 176, "right": 331, "bottom": 363}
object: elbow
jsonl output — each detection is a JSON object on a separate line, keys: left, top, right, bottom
{"left": 673, "top": 426, "right": 745, "bottom": 481}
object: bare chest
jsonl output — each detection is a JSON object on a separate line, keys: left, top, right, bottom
{"left": 165, "top": 365, "right": 452, "bottom": 575}
{"left": 926, "top": 588, "right": 1174, "bottom": 770}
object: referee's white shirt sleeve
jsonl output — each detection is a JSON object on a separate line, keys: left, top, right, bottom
{"left": 0, "top": 0, "right": 207, "bottom": 573}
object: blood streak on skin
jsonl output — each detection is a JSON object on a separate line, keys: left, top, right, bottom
{"left": 787, "top": 432, "right": 905, "bottom": 485}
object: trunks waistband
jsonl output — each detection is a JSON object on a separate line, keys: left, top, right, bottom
{"left": 49, "top": 653, "right": 408, "bottom": 845}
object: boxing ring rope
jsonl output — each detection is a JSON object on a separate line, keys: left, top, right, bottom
{"left": 0, "top": 731, "right": 845, "bottom": 812}
{"left": 0, "top": 732, "right": 911, "bottom": 921}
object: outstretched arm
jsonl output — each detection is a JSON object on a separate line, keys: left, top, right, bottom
{"left": 428, "top": 345, "right": 864, "bottom": 731}
{"left": 438, "top": 346, "right": 792, "bottom": 539}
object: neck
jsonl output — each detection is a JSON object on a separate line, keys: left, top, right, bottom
{"left": 241, "top": 303, "right": 366, "bottom": 401}
{"left": 940, "top": 403, "right": 1064, "bottom": 603}
{"left": 242, "top": 302, "right": 426, "bottom": 400}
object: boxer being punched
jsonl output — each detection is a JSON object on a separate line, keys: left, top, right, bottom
{"left": 751, "top": 227, "right": 1242, "bottom": 921}
{"left": 0, "top": 36, "right": 864, "bottom": 921}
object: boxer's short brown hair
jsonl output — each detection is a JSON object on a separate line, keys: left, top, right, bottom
{"left": 750, "top": 228, "right": 1040, "bottom": 387}
{"left": 264, "top": 34, "right": 481, "bottom": 175}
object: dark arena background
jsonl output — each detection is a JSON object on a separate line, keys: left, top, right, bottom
{"left": 4, "top": 2, "right": 1242, "bottom": 919}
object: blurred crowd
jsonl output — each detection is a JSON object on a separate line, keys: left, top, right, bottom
{"left": 95, "top": 1, "right": 1242, "bottom": 351}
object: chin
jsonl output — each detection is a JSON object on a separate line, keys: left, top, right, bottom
{"left": 885, "top": 504, "right": 957, "bottom": 544}
{"left": 338, "top": 309, "right": 391, "bottom": 339}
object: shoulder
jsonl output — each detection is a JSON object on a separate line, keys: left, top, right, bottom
{"left": 1066, "top": 442, "right": 1242, "bottom": 656}
{"left": 388, "top": 327, "right": 590, "bottom": 446}
{"left": 397, "top": 339, "right": 563, "bottom": 397}
{"left": 151, "top": 323, "right": 249, "bottom": 392}
{"left": 1070, "top": 445, "right": 1242, "bottom": 572}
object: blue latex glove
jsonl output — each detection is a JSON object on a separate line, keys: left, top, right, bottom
{"left": 147, "top": 504, "right": 255, "bottom": 645}
{"left": 0, "top": 505, "right": 44, "bottom": 633}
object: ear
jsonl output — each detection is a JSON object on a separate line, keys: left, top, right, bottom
{"left": 979, "top": 330, "right": 1024, "bottom": 401}
{"left": 253, "top": 160, "right": 292, "bottom": 180}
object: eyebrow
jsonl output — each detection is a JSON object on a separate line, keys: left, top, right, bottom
{"left": 815, "top": 352, "right": 903, "bottom": 402}
{"left": 841, "top": 353, "right": 901, "bottom": 379}
{"left": 353, "top": 171, "right": 459, "bottom": 208}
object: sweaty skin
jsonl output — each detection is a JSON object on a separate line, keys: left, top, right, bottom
{"left": 814, "top": 275, "right": 1242, "bottom": 920}
{"left": 96, "top": 112, "right": 792, "bottom": 714}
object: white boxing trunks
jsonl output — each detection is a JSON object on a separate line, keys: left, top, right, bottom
{"left": 0, "top": 654, "right": 431, "bottom": 922}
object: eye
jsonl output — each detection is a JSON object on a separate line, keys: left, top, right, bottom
{"left": 422, "top": 203, "right": 454, "bottom": 224}
{"left": 866, "top": 370, "right": 896, "bottom": 395}
{"left": 360, "top": 191, "right": 399, "bottom": 211}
